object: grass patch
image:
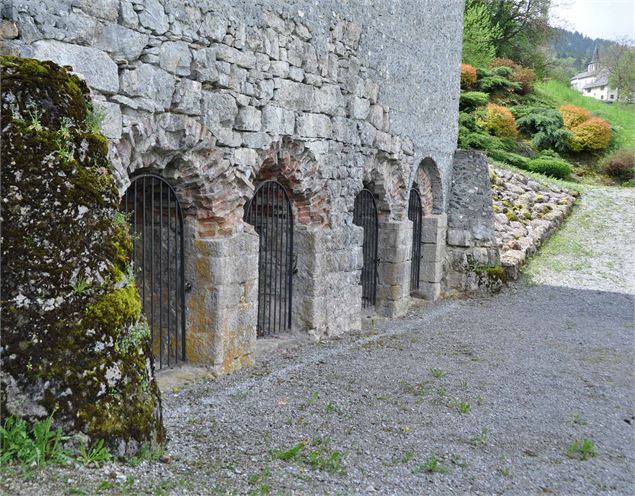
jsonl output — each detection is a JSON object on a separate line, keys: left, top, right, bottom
{"left": 413, "top": 455, "right": 448, "bottom": 474}
{"left": 270, "top": 439, "right": 346, "bottom": 475}
{"left": 567, "top": 438, "right": 597, "bottom": 461}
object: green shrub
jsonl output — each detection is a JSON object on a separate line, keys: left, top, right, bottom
{"left": 479, "top": 103, "right": 518, "bottom": 138}
{"left": 0, "top": 414, "right": 69, "bottom": 467}
{"left": 601, "top": 149, "right": 635, "bottom": 182}
{"left": 459, "top": 91, "right": 489, "bottom": 110}
{"left": 514, "top": 106, "right": 571, "bottom": 152}
{"left": 487, "top": 149, "right": 530, "bottom": 169}
{"left": 490, "top": 58, "right": 537, "bottom": 95}
{"left": 527, "top": 158, "right": 571, "bottom": 178}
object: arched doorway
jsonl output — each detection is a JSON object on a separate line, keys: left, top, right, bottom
{"left": 353, "top": 189, "right": 379, "bottom": 308}
{"left": 244, "top": 180, "right": 294, "bottom": 336}
{"left": 121, "top": 173, "right": 186, "bottom": 369}
{"left": 408, "top": 188, "right": 423, "bottom": 293}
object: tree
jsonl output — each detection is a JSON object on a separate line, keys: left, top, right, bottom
{"left": 462, "top": 0, "right": 502, "bottom": 68}
{"left": 603, "top": 41, "right": 635, "bottom": 101}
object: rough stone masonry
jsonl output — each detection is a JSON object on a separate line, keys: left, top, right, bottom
{"left": 0, "top": 0, "right": 467, "bottom": 375}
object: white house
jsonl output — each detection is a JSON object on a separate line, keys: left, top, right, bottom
{"left": 570, "top": 46, "right": 619, "bottom": 102}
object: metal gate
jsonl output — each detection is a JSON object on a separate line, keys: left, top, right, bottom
{"left": 244, "top": 180, "right": 293, "bottom": 336}
{"left": 353, "top": 189, "right": 379, "bottom": 307}
{"left": 408, "top": 188, "right": 423, "bottom": 293}
{"left": 121, "top": 173, "right": 185, "bottom": 369}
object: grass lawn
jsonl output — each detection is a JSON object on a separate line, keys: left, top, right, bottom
{"left": 535, "top": 80, "right": 635, "bottom": 149}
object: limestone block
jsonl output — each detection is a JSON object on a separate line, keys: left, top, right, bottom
{"left": 191, "top": 48, "right": 219, "bottom": 83}
{"left": 296, "top": 112, "right": 332, "bottom": 138}
{"left": 32, "top": 40, "right": 118, "bottom": 94}
{"left": 420, "top": 260, "right": 443, "bottom": 284}
{"left": 358, "top": 121, "right": 376, "bottom": 146}
{"left": 120, "top": 64, "right": 175, "bottom": 109}
{"left": 316, "top": 84, "right": 343, "bottom": 115}
{"left": 159, "top": 41, "right": 192, "bottom": 76}
{"left": 172, "top": 79, "right": 202, "bottom": 115}
{"left": 235, "top": 106, "right": 262, "bottom": 131}
{"left": 92, "top": 100, "right": 122, "bottom": 139}
{"left": 138, "top": 0, "right": 169, "bottom": 35}
{"left": 332, "top": 116, "right": 360, "bottom": 145}
{"left": 447, "top": 228, "right": 472, "bottom": 247}
{"left": 348, "top": 96, "right": 370, "bottom": 119}
{"left": 288, "top": 66, "right": 304, "bottom": 82}
{"left": 270, "top": 60, "right": 290, "bottom": 78}
{"left": 0, "top": 19, "right": 19, "bottom": 39}
{"left": 274, "top": 78, "right": 315, "bottom": 111}
{"left": 202, "top": 91, "right": 238, "bottom": 129}
{"left": 120, "top": 1, "right": 139, "bottom": 28}
{"left": 76, "top": 0, "right": 119, "bottom": 21}
{"left": 200, "top": 14, "right": 227, "bottom": 42}
{"left": 241, "top": 132, "right": 272, "bottom": 149}
{"left": 422, "top": 242, "right": 445, "bottom": 262}
{"left": 234, "top": 147, "right": 258, "bottom": 168}
{"left": 215, "top": 44, "right": 256, "bottom": 69}
{"left": 418, "top": 281, "right": 441, "bottom": 301}
{"left": 262, "top": 105, "right": 295, "bottom": 135}
{"left": 94, "top": 23, "right": 147, "bottom": 61}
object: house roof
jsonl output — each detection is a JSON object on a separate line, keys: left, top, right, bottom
{"left": 571, "top": 69, "right": 597, "bottom": 81}
{"left": 582, "top": 70, "right": 610, "bottom": 89}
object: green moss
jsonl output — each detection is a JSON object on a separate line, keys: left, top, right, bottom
{"left": 506, "top": 211, "right": 517, "bottom": 221}
{"left": 1, "top": 56, "right": 164, "bottom": 456}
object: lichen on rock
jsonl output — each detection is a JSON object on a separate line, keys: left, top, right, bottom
{"left": 0, "top": 56, "right": 165, "bottom": 456}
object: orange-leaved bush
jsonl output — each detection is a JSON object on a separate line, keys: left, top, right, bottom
{"left": 560, "top": 104, "right": 591, "bottom": 129}
{"left": 460, "top": 64, "right": 477, "bottom": 89}
{"left": 568, "top": 117, "right": 612, "bottom": 152}
{"left": 480, "top": 103, "right": 518, "bottom": 138}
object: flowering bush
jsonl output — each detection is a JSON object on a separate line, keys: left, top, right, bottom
{"left": 460, "top": 64, "right": 477, "bottom": 89}
{"left": 568, "top": 117, "right": 612, "bottom": 152}
{"left": 479, "top": 103, "right": 518, "bottom": 138}
{"left": 560, "top": 104, "right": 591, "bottom": 129}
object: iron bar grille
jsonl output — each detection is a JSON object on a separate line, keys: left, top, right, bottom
{"left": 121, "top": 173, "right": 186, "bottom": 369}
{"left": 408, "top": 188, "right": 423, "bottom": 293}
{"left": 353, "top": 189, "right": 379, "bottom": 308}
{"left": 244, "top": 180, "right": 293, "bottom": 337}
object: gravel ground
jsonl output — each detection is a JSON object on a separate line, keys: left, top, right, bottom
{"left": 3, "top": 186, "right": 634, "bottom": 496}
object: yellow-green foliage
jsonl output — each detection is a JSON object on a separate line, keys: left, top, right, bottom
{"left": 479, "top": 103, "right": 518, "bottom": 138}
{"left": 568, "top": 117, "right": 612, "bottom": 152}
{"left": 0, "top": 56, "right": 164, "bottom": 455}
{"left": 559, "top": 104, "right": 591, "bottom": 129}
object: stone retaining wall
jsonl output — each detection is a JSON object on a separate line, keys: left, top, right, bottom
{"left": 491, "top": 166, "right": 578, "bottom": 280}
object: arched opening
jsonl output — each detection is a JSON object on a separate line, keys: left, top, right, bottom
{"left": 121, "top": 173, "right": 186, "bottom": 369}
{"left": 417, "top": 157, "right": 444, "bottom": 215}
{"left": 408, "top": 187, "right": 423, "bottom": 293}
{"left": 353, "top": 189, "right": 379, "bottom": 308}
{"left": 244, "top": 180, "right": 294, "bottom": 336}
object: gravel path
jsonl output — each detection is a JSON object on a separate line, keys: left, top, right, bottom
{"left": 3, "top": 186, "right": 634, "bottom": 496}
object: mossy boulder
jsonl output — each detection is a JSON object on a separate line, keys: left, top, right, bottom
{"left": 0, "top": 56, "right": 165, "bottom": 456}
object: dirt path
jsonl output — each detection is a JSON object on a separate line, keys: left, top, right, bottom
{"left": 3, "top": 187, "right": 634, "bottom": 496}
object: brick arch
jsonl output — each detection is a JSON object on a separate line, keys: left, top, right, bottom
{"left": 250, "top": 139, "right": 329, "bottom": 227}
{"left": 111, "top": 113, "right": 235, "bottom": 237}
{"left": 415, "top": 157, "right": 443, "bottom": 215}
{"left": 362, "top": 152, "right": 409, "bottom": 222}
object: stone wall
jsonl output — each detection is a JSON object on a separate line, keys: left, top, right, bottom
{"left": 443, "top": 150, "right": 500, "bottom": 294}
{"left": 1, "top": 0, "right": 464, "bottom": 373}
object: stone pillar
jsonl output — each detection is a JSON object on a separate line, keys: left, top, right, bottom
{"left": 185, "top": 228, "right": 258, "bottom": 375}
{"left": 293, "top": 225, "right": 362, "bottom": 339}
{"left": 375, "top": 220, "right": 412, "bottom": 318}
{"left": 417, "top": 213, "right": 447, "bottom": 300}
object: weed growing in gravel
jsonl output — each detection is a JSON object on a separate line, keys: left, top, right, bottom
{"left": 309, "top": 391, "right": 320, "bottom": 405}
{"left": 499, "top": 466, "right": 511, "bottom": 477}
{"left": 469, "top": 429, "right": 488, "bottom": 447}
{"left": 402, "top": 450, "right": 415, "bottom": 463}
{"left": 77, "top": 438, "right": 112, "bottom": 468}
{"left": 325, "top": 402, "right": 336, "bottom": 414}
{"left": 458, "top": 402, "right": 471, "bottom": 414}
{"left": 400, "top": 381, "right": 431, "bottom": 397}
{"left": 413, "top": 455, "right": 448, "bottom": 474}
{"left": 573, "top": 414, "right": 588, "bottom": 425}
{"left": 128, "top": 444, "right": 164, "bottom": 467}
{"left": 430, "top": 368, "right": 446, "bottom": 379}
{"left": 0, "top": 413, "right": 69, "bottom": 469}
{"left": 567, "top": 439, "right": 597, "bottom": 460}
{"left": 450, "top": 454, "right": 468, "bottom": 469}
{"left": 248, "top": 466, "right": 272, "bottom": 495}
{"left": 270, "top": 439, "right": 347, "bottom": 475}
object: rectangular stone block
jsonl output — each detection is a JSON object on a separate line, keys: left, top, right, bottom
{"left": 417, "top": 281, "right": 441, "bottom": 301}
{"left": 447, "top": 228, "right": 472, "bottom": 247}
{"left": 422, "top": 241, "right": 445, "bottom": 263}
{"left": 295, "top": 112, "right": 332, "bottom": 138}
{"left": 420, "top": 260, "right": 443, "bottom": 284}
